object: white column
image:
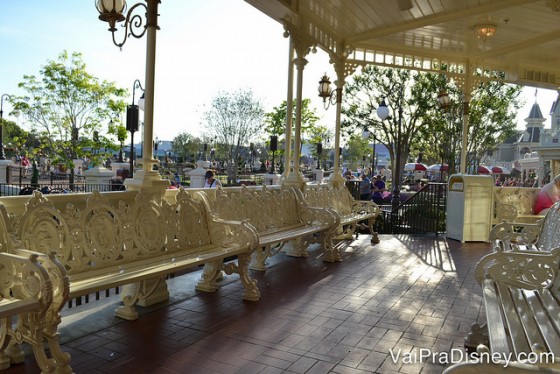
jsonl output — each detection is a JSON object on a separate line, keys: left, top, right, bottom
{"left": 284, "top": 55, "right": 307, "bottom": 189}
{"left": 282, "top": 39, "right": 294, "bottom": 181}
{"left": 460, "top": 98, "right": 470, "bottom": 174}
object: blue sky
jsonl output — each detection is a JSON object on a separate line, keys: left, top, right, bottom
{"left": 0, "top": 1, "right": 556, "bottom": 144}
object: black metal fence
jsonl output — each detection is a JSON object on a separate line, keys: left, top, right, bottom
{"left": 376, "top": 183, "right": 448, "bottom": 235}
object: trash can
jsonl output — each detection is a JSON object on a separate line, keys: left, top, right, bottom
{"left": 446, "top": 174, "right": 494, "bottom": 242}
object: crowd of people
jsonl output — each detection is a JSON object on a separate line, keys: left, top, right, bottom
{"left": 495, "top": 177, "right": 537, "bottom": 187}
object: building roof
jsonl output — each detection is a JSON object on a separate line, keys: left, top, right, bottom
{"left": 527, "top": 102, "right": 544, "bottom": 120}
{"left": 246, "top": 0, "right": 560, "bottom": 90}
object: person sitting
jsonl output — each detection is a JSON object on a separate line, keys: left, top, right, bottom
{"left": 371, "top": 175, "right": 386, "bottom": 205}
{"left": 359, "top": 173, "right": 372, "bottom": 200}
{"left": 204, "top": 170, "right": 222, "bottom": 188}
{"left": 534, "top": 174, "right": 560, "bottom": 215}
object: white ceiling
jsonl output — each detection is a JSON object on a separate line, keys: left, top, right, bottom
{"left": 245, "top": 0, "right": 560, "bottom": 90}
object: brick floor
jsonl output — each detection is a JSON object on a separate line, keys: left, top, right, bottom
{"left": 4, "top": 234, "right": 492, "bottom": 374}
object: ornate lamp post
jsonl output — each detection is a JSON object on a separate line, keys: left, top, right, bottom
{"left": 97, "top": 0, "right": 162, "bottom": 186}
{"left": 126, "top": 79, "right": 144, "bottom": 177}
{"left": 361, "top": 130, "right": 377, "bottom": 175}
{"left": 0, "top": 94, "right": 20, "bottom": 160}
{"left": 318, "top": 74, "right": 344, "bottom": 187}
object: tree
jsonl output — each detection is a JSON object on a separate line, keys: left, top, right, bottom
{"left": 203, "top": 89, "right": 264, "bottom": 183}
{"left": 342, "top": 65, "right": 522, "bottom": 176}
{"left": 342, "top": 67, "right": 423, "bottom": 178}
{"left": 12, "top": 51, "right": 127, "bottom": 185}
{"left": 0, "top": 118, "right": 32, "bottom": 159}
{"left": 264, "top": 99, "right": 321, "bottom": 160}
{"left": 171, "top": 132, "right": 201, "bottom": 163}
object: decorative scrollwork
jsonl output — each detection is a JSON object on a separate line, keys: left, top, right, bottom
{"left": 110, "top": 2, "right": 148, "bottom": 48}
{"left": 475, "top": 248, "right": 560, "bottom": 289}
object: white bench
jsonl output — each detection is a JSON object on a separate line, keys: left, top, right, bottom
{"left": 201, "top": 185, "right": 339, "bottom": 271}
{"left": 0, "top": 188, "right": 261, "bottom": 373}
{"left": 0, "top": 246, "right": 67, "bottom": 373}
{"left": 303, "top": 184, "right": 381, "bottom": 244}
{"left": 447, "top": 248, "right": 560, "bottom": 373}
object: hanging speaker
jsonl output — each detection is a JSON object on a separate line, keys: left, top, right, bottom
{"left": 270, "top": 135, "right": 278, "bottom": 152}
{"left": 317, "top": 142, "right": 322, "bottom": 154}
{"left": 126, "top": 105, "right": 139, "bottom": 132}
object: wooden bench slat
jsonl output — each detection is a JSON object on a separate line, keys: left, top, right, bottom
{"left": 0, "top": 298, "right": 40, "bottom": 317}
{"left": 506, "top": 285, "right": 547, "bottom": 354}
{"left": 538, "top": 289, "right": 560, "bottom": 336}
{"left": 523, "top": 289, "right": 560, "bottom": 355}
{"left": 260, "top": 224, "right": 331, "bottom": 246}
{"left": 483, "top": 280, "right": 513, "bottom": 355}
{"left": 67, "top": 243, "right": 250, "bottom": 298}
{"left": 497, "top": 284, "right": 538, "bottom": 355}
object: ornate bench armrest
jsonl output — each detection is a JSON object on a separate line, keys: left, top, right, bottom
{"left": 13, "top": 249, "right": 69, "bottom": 332}
{"left": 490, "top": 220, "right": 542, "bottom": 251}
{"left": 351, "top": 200, "right": 380, "bottom": 217}
{"left": 305, "top": 205, "right": 340, "bottom": 227}
{"left": 208, "top": 217, "right": 259, "bottom": 252}
{"left": 474, "top": 247, "right": 560, "bottom": 289}
{"left": 0, "top": 251, "right": 53, "bottom": 316}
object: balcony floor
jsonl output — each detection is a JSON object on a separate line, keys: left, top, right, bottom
{"left": 6, "top": 235, "right": 492, "bottom": 374}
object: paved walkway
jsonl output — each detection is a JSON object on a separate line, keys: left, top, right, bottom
{"left": 7, "top": 235, "right": 492, "bottom": 374}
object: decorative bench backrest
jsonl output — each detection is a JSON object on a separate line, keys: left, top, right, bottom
{"left": 10, "top": 189, "right": 212, "bottom": 275}
{"left": 207, "top": 185, "right": 301, "bottom": 233}
{"left": 493, "top": 187, "right": 540, "bottom": 222}
{"left": 303, "top": 185, "right": 354, "bottom": 216}
{"left": 0, "top": 201, "right": 52, "bottom": 311}
{"left": 536, "top": 202, "right": 560, "bottom": 251}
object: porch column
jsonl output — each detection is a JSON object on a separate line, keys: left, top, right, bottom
{"left": 456, "top": 71, "right": 475, "bottom": 175}
{"left": 282, "top": 38, "right": 294, "bottom": 181}
{"left": 460, "top": 95, "right": 471, "bottom": 174}
{"left": 283, "top": 33, "right": 313, "bottom": 190}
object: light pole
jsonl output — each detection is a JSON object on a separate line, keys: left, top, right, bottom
{"left": 316, "top": 141, "right": 322, "bottom": 170}
{"left": 97, "top": 0, "right": 162, "bottom": 184}
{"left": 126, "top": 79, "right": 145, "bottom": 178}
{"left": 318, "top": 74, "right": 345, "bottom": 187}
{"left": 0, "top": 94, "right": 20, "bottom": 160}
{"left": 391, "top": 91, "right": 404, "bottom": 209}
{"left": 361, "top": 130, "right": 377, "bottom": 176}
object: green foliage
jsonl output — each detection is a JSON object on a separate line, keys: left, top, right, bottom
{"left": 172, "top": 132, "right": 201, "bottom": 162}
{"left": 264, "top": 98, "right": 321, "bottom": 137}
{"left": 12, "top": 51, "right": 127, "bottom": 180}
{"left": 342, "top": 67, "right": 420, "bottom": 174}
{"left": 264, "top": 98, "right": 323, "bottom": 163}
{"left": 342, "top": 65, "right": 522, "bottom": 175}
{"left": 31, "top": 160, "right": 39, "bottom": 188}
{"left": 0, "top": 119, "right": 34, "bottom": 158}
{"left": 344, "top": 135, "right": 371, "bottom": 170}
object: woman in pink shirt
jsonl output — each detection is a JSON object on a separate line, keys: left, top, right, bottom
{"left": 534, "top": 175, "right": 560, "bottom": 215}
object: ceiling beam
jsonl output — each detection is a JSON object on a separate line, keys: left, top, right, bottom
{"left": 347, "top": 0, "right": 538, "bottom": 43}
